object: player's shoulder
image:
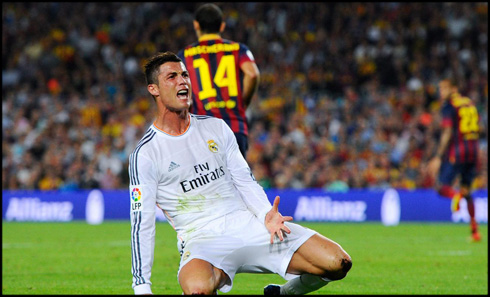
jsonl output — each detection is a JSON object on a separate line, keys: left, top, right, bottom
{"left": 221, "top": 38, "right": 250, "bottom": 49}
{"left": 192, "top": 114, "right": 229, "bottom": 131}
{"left": 130, "top": 127, "right": 158, "bottom": 157}
{"left": 192, "top": 114, "right": 225, "bottom": 125}
{"left": 178, "top": 41, "right": 200, "bottom": 57}
{"left": 220, "top": 38, "right": 235, "bottom": 44}
{"left": 449, "top": 93, "right": 474, "bottom": 108}
{"left": 191, "top": 114, "right": 233, "bottom": 142}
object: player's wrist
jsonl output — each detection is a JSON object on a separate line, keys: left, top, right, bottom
{"left": 257, "top": 208, "right": 269, "bottom": 225}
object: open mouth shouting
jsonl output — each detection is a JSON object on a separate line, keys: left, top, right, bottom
{"left": 177, "top": 89, "right": 189, "bottom": 100}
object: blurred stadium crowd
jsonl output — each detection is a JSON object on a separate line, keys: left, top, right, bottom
{"left": 2, "top": 2, "right": 488, "bottom": 191}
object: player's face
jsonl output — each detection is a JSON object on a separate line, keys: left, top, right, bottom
{"left": 438, "top": 80, "right": 452, "bottom": 101}
{"left": 155, "top": 61, "right": 192, "bottom": 111}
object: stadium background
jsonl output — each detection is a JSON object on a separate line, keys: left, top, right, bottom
{"left": 2, "top": 2, "right": 488, "bottom": 295}
{"left": 2, "top": 2, "right": 487, "bottom": 193}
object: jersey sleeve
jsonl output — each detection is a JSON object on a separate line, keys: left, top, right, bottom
{"left": 238, "top": 42, "right": 255, "bottom": 66}
{"left": 129, "top": 152, "right": 158, "bottom": 294}
{"left": 441, "top": 103, "right": 454, "bottom": 129}
{"left": 221, "top": 120, "right": 272, "bottom": 223}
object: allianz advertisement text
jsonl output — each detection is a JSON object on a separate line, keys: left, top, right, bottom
{"left": 2, "top": 189, "right": 487, "bottom": 225}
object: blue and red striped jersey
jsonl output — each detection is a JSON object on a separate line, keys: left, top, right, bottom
{"left": 440, "top": 93, "right": 480, "bottom": 164}
{"left": 177, "top": 34, "right": 255, "bottom": 136}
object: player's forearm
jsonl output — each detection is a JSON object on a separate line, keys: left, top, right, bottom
{"left": 242, "top": 75, "right": 259, "bottom": 107}
{"left": 230, "top": 160, "right": 270, "bottom": 219}
{"left": 241, "top": 62, "right": 260, "bottom": 107}
{"left": 230, "top": 164, "right": 272, "bottom": 222}
{"left": 222, "top": 119, "right": 271, "bottom": 221}
{"left": 435, "top": 127, "right": 452, "bottom": 158}
{"left": 131, "top": 210, "right": 156, "bottom": 294}
{"left": 237, "top": 179, "right": 272, "bottom": 223}
{"left": 227, "top": 150, "right": 271, "bottom": 220}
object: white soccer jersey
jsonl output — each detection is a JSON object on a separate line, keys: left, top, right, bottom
{"left": 129, "top": 114, "right": 272, "bottom": 294}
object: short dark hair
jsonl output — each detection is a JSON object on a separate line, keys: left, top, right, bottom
{"left": 144, "top": 51, "right": 182, "bottom": 85}
{"left": 195, "top": 3, "right": 223, "bottom": 34}
{"left": 440, "top": 76, "right": 460, "bottom": 90}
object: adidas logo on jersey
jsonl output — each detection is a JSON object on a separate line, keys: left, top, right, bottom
{"left": 168, "top": 161, "right": 180, "bottom": 172}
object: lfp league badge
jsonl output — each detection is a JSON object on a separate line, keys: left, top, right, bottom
{"left": 131, "top": 186, "right": 143, "bottom": 211}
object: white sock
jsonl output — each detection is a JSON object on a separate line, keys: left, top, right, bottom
{"left": 280, "top": 274, "right": 330, "bottom": 295}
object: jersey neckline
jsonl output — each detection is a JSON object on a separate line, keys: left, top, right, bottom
{"left": 152, "top": 114, "right": 191, "bottom": 137}
{"left": 198, "top": 33, "right": 221, "bottom": 42}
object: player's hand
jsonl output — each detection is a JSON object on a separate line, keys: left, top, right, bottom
{"left": 264, "top": 196, "right": 293, "bottom": 244}
{"left": 426, "top": 157, "right": 441, "bottom": 178}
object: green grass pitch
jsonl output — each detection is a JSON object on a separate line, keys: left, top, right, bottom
{"left": 2, "top": 221, "right": 487, "bottom": 295}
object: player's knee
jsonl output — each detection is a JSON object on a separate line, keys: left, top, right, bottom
{"left": 182, "top": 285, "right": 215, "bottom": 295}
{"left": 327, "top": 255, "right": 352, "bottom": 280}
{"left": 322, "top": 253, "right": 352, "bottom": 281}
{"left": 181, "top": 280, "right": 216, "bottom": 295}
{"left": 340, "top": 256, "right": 353, "bottom": 277}
{"left": 460, "top": 187, "right": 470, "bottom": 198}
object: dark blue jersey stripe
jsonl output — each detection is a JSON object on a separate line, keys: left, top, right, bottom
{"left": 129, "top": 128, "right": 153, "bottom": 185}
{"left": 129, "top": 130, "right": 156, "bottom": 185}
{"left": 131, "top": 212, "right": 145, "bottom": 285}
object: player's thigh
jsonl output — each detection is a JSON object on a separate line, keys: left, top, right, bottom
{"left": 438, "top": 161, "right": 458, "bottom": 186}
{"left": 287, "top": 233, "right": 351, "bottom": 276}
{"left": 178, "top": 258, "right": 227, "bottom": 294}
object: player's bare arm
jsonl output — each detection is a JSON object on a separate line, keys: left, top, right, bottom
{"left": 427, "top": 126, "right": 452, "bottom": 178}
{"left": 240, "top": 61, "right": 260, "bottom": 108}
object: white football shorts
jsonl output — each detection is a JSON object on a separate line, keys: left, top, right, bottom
{"left": 176, "top": 208, "right": 317, "bottom": 293}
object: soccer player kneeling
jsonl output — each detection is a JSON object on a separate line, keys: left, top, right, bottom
{"left": 129, "top": 51, "right": 352, "bottom": 295}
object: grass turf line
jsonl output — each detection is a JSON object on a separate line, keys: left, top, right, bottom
{"left": 2, "top": 221, "right": 487, "bottom": 295}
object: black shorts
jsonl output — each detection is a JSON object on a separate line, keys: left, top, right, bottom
{"left": 439, "top": 161, "right": 477, "bottom": 187}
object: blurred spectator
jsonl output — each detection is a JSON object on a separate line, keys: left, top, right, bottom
{"left": 38, "top": 168, "right": 63, "bottom": 190}
{"left": 2, "top": 2, "right": 487, "bottom": 191}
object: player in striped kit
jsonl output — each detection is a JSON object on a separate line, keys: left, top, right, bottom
{"left": 129, "top": 51, "right": 351, "bottom": 295}
{"left": 427, "top": 78, "right": 481, "bottom": 241}
{"left": 177, "top": 3, "right": 260, "bottom": 158}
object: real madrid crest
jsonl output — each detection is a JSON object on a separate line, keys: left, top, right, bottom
{"left": 207, "top": 140, "right": 218, "bottom": 153}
